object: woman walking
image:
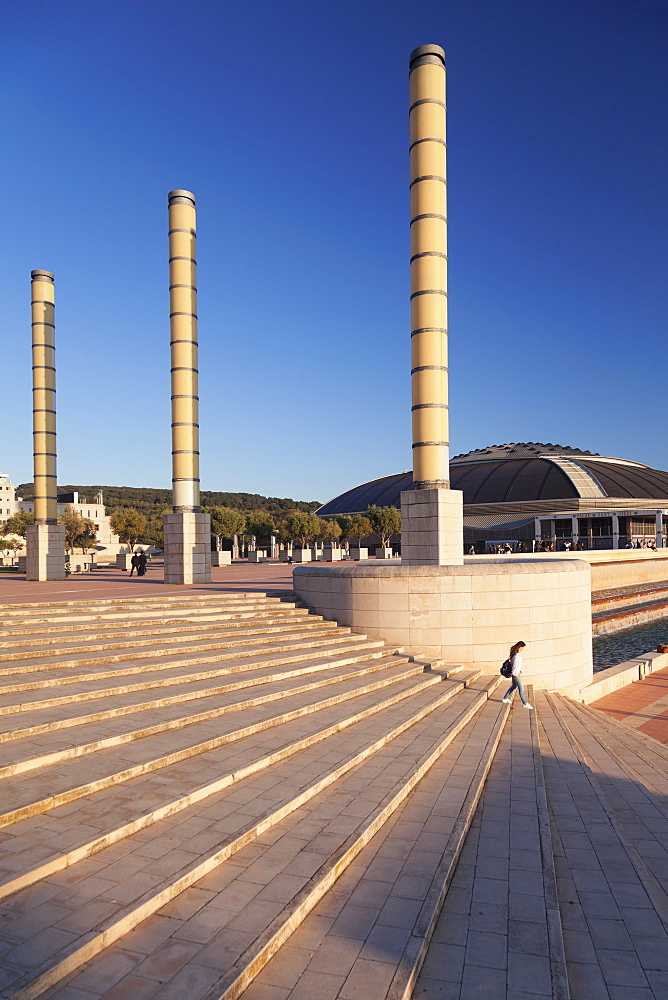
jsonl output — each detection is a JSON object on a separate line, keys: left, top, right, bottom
{"left": 502, "top": 641, "right": 533, "bottom": 709}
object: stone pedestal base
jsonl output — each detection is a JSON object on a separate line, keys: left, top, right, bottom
{"left": 163, "top": 512, "right": 211, "bottom": 585}
{"left": 400, "top": 488, "right": 464, "bottom": 565}
{"left": 211, "top": 550, "right": 232, "bottom": 567}
{"left": 293, "top": 548, "right": 312, "bottom": 563}
{"left": 25, "top": 524, "right": 66, "bottom": 581}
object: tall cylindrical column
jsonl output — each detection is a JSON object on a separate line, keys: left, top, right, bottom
{"left": 31, "top": 270, "right": 58, "bottom": 523}
{"left": 409, "top": 44, "right": 448, "bottom": 489}
{"left": 164, "top": 190, "right": 210, "bottom": 585}
{"left": 26, "top": 270, "right": 65, "bottom": 580}
{"left": 168, "top": 190, "right": 200, "bottom": 512}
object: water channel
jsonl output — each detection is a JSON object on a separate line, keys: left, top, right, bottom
{"left": 593, "top": 617, "right": 668, "bottom": 671}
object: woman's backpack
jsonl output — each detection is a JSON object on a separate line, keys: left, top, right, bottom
{"left": 500, "top": 659, "right": 513, "bottom": 678}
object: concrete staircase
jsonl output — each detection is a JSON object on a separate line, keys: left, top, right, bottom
{"left": 0, "top": 592, "right": 667, "bottom": 999}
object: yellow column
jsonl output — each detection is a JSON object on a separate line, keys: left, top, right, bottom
{"left": 164, "top": 191, "right": 210, "bottom": 584}
{"left": 168, "top": 190, "right": 200, "bottom": 511}
{"left": 409, "top": 44, "right": 448, "bottom": 489}
{"left": 26, "top": 270, "right": 65, "bottom": 580}
{"left": 401, "top": 45, "right": 462, "bottom": 565}
{"left": 31, "top": 270, "right": 58, "bottom": 523}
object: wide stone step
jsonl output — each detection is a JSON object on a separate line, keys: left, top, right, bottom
{"left": 547, "top": 694, "right": 668, "bottom": 901}
{"left": 578, "top": 696, "right": 668, "bottom": 769}
{"left": 0, "top": 645, "right": 396, "bottom": 742}
{"left": 0, "top": 635, "right": 385, "bottom": 713}
{"left": 0, "top": 597, "right": 302, "bottom": 628}
{"left": 0, "top": 593, "right": 295, "bottom": 615}
{"left": 0, "top": 675, "right": 489, "bottom": 998}
{"left": 230, "top": 678, "right": 506, "bottom": 1000}
{"left": 567, "top": 696, "right": 668, "bottom": 781}
{"left": 0, "top": 659, "right": 426, "bottom": 818}
{"left": 0, "top": 657, "right": 420, "bottom": 776}
{"left": 0, "top": 612, "right": 321, "bottom": 649}
{"left": 0, "top": 663, "right": 444, "bottom": 899}
{"left": 0, "top": 620, "right": 342, "bottom": 671}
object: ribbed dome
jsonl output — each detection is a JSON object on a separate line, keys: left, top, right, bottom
{"left": 316, "top": 445, "right": 668, "bottom": 516}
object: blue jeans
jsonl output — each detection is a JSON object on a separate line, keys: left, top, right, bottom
{"left": 504, "top": 674, "right": 528, "bottom": 705}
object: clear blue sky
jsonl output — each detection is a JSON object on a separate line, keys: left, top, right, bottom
{"left": 2, "top": 0, "right": 666, "bottom": 504}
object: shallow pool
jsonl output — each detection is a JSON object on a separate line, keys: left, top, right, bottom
{"left": 593, "top": 617, "right": 668, "bottom": 671}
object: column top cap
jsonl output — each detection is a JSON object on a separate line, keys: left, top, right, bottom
{"left": 409, "top": 44, "right": 446, "bottom": 71}
{"left": 31, "top": 270, "right": 54, "bottom": 282}
{"left": 168, "top": 190, "right": 196, "bottom": 206}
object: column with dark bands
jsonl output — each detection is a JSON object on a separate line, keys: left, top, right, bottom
{"left": 168, "top": 190, "right": 200, "bottom": 511}
{"left": 409, "top": 44, "right": 449, "bottom": 489}
{"left": 31, "top": 270, "right": 58, "bottom": 524}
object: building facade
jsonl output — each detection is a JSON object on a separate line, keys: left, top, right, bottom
{"left": 317, "top": 443, "right": 668, "bottom": 552}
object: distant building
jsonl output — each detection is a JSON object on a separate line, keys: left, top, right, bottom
{"left": 0, "top": 474, "right": 16, "bottom": 518}
{"left": 317, "top": 443, "right": 668, "bottom": 551}
{"left": 17, "top": 491, "right": 119, "bottom": 549}
{"left": 0, "top": 476, "right": 120, "bottom": 553}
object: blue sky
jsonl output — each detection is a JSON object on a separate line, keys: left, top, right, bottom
{"left": 1, "top": 0, "right": 666, "bottom": 504}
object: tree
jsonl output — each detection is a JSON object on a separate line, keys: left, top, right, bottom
{"left": 109, "top": 508, "right": 147, "bottom": 552}
{"left": 365, "top": 505, "right": 401, "bottom": 547}
{"left": 347, "top": 514, "right": 373, "bottom": 547}
{"left": 59, "top": 508, "right": 97, "bottom": 555}
{"left": 0, "top": 510, "right": 34, "bottom": 538}
{"left": 144, "top": 509, "right": 171, "bottom": 550}
{"left": 0, "top": 538, "right": 22, "bottom": 560}
{"left": 206, "top": 506, "right": 246, "bottom": 550}
{"left": 283, "top": 511, "right": 321, "bottom": 547}
{"left": 319, "top": 519, "right": 342, "bottom": 545}
{"left": 245, "top": 510, "right": 275, "bottom": 539}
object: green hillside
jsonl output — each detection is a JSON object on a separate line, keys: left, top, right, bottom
{"left": 16, "top": 484, "right": 321, "bottom": 517}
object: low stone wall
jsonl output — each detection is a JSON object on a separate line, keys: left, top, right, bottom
{"left": 578, "top": 649, "right": 668, "bottom": 703}
{"left": 294, "top": 557, "right": 592, "bottom": 695}
{"left": 506, "top": 550, "right": 668, "bottom": 591}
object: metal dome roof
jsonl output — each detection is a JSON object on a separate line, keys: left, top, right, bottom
{"left": 316, "top": 444, "right": 668, "bottom": 516}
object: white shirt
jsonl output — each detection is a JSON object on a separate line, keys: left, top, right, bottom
{"left": 510, "top": 653, "right": 522, "bottom": 676}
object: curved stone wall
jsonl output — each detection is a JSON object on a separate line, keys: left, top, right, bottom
{"left": 294, "top": 558, "right": 593, "bottom": 695}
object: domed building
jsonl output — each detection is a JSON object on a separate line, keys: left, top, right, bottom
{"left": 317, "top": 443, "right": 668, "bottom": 551}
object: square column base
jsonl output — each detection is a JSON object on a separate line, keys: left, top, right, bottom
{"left": 163, "top": 511, "right": 211, "bottom": 585}
{"left": 400, "top": 488, "right": 464, "bottom": 565}
{"left": 25, "top": 524, "right": 66, "bottom": 581}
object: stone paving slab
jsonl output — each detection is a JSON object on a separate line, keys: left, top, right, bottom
{"left": 537, "top": 691, "right": 668, "bottom": 1000}
{"left": 411, "top": 689, "right": 566, "bottom": 1000}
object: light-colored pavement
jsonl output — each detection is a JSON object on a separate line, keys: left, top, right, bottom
{"left": 0, "top": 561, "right": 295, "bottom": 605}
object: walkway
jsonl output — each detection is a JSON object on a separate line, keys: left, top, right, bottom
{"left": 0, "top": 561, "right": 294, "bottom": 605}
{"left": 591, "top": 666, "right": 668, "bottom": 745}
